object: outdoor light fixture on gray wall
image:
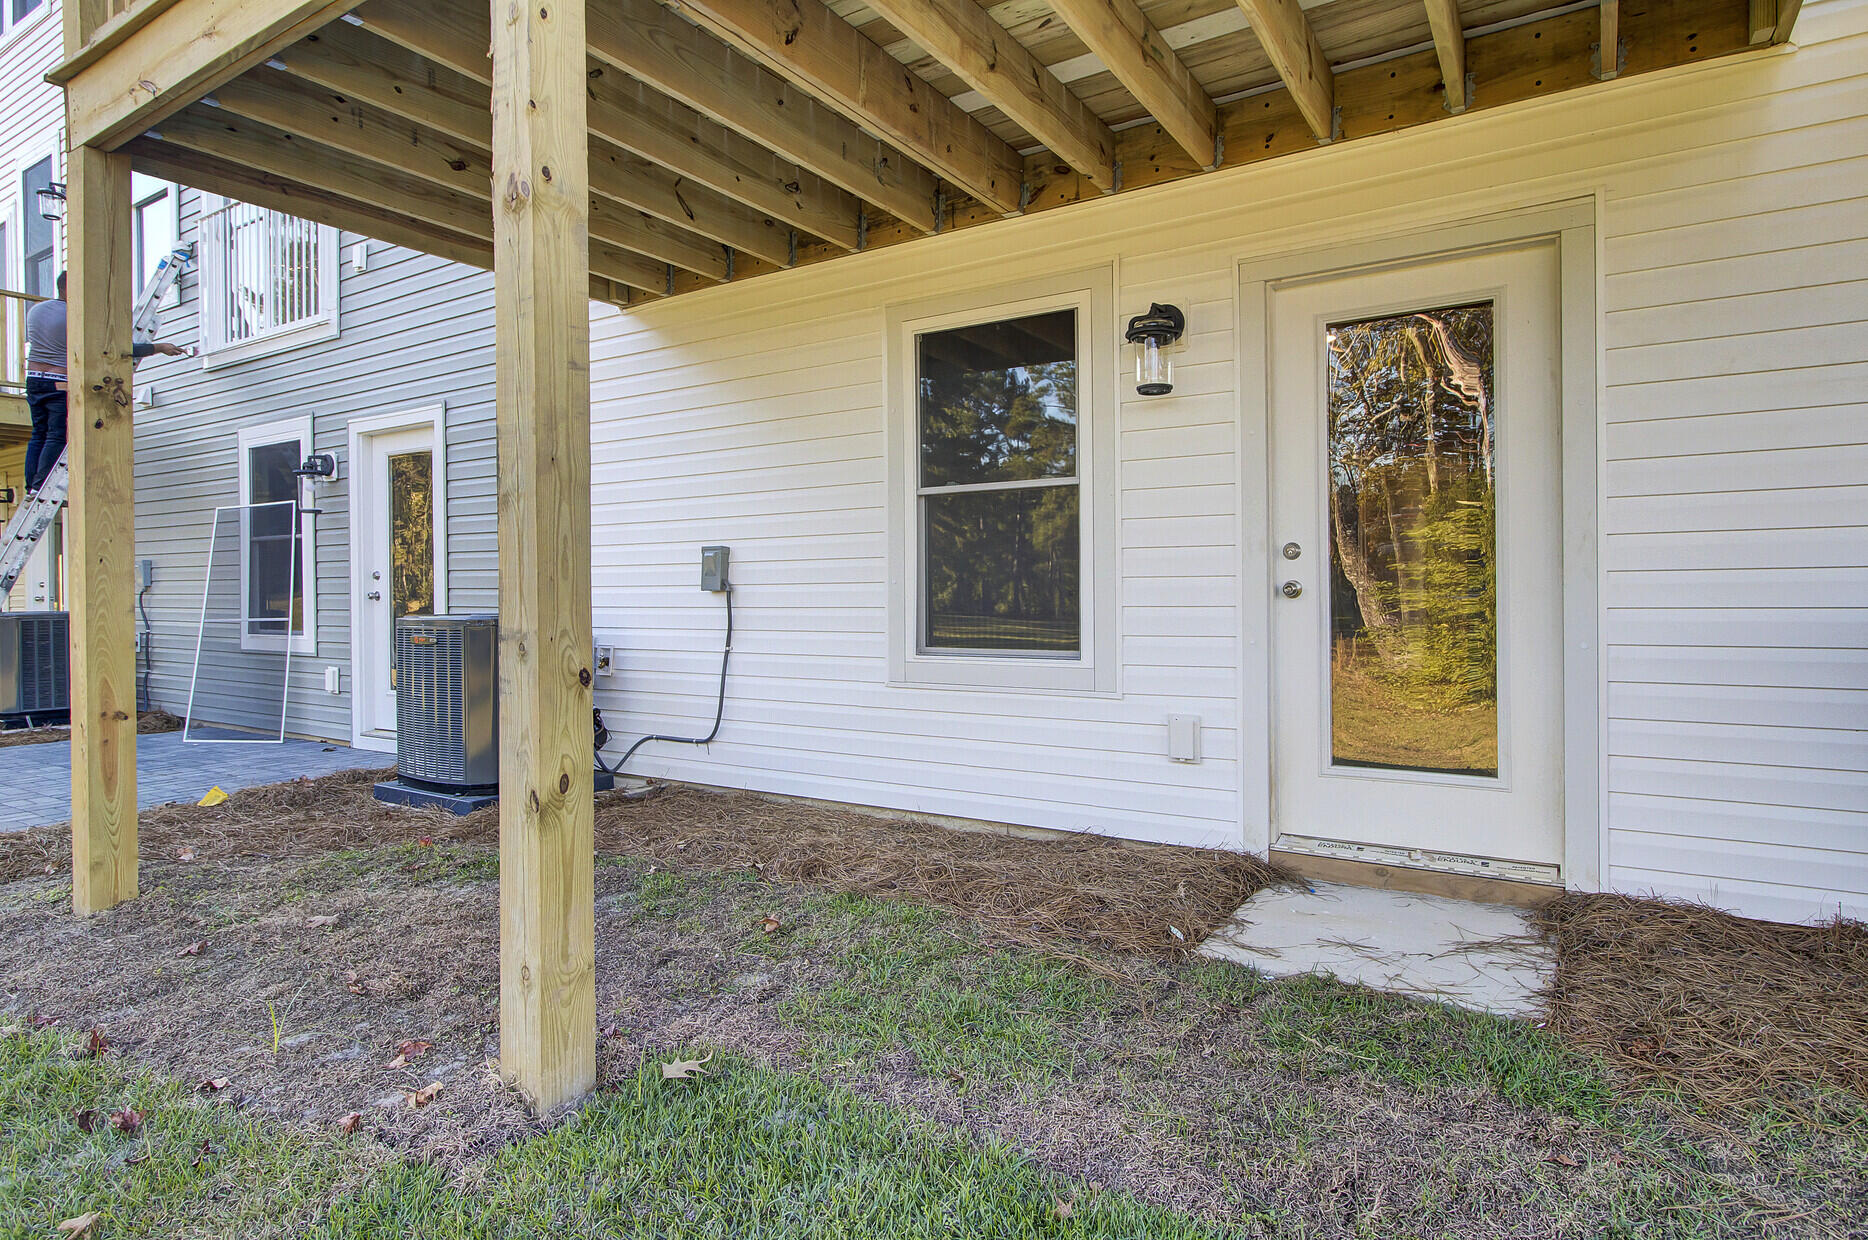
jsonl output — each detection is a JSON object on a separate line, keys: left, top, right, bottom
{"left": 36, "top": 182, "right": 66, "bottom": 223}
{"left": 1125, "top": 303, "right": 1186, "bottom": 396}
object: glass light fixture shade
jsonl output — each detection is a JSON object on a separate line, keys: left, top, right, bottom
{"left": 1133, "top": 337, "right": 1174, "bottom": 396}
{"left": 36, "top": 183, "right": 66, "bottom": 223}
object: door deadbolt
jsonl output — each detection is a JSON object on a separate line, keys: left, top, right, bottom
{"left": 1281, "top": 580, "right": 1302, "bottom": 599}
{"left": 1282, "top": 542, "right": 1302, "bottom": 560}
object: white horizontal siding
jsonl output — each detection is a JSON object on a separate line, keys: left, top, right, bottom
{"left": 588, "top": 0, "right": 1868, "bottom": 921}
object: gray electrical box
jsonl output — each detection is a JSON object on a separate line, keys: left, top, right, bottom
{"left": 700, "top": 545, "right": 730, "bottom": 592}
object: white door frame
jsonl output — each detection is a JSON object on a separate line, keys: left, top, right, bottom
{"left": 1236, "top": 200, "right": 1602, "bottom": 892}
{"left": 346, "top": 403, "right": 448, "bottom": 751}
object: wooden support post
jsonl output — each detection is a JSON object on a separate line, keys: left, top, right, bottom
{"left": 490, "top": 0, "right": 597, "bottom": 1110}
{"left": 66, "top": 144, "right": 138, "bottom": 915}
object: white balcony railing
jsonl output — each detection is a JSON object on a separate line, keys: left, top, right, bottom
{"left": 196, "top": 201, "right": 338, "bottom": 362}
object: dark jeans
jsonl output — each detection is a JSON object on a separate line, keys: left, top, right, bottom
{"left": 24, "top": 377, "right": 66, "bottom": 493}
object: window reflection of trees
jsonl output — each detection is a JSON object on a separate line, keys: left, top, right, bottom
{"left": 389, "top": 452, "right": 434, "bottom": 620}
{"left": 918, "top": 310, "right": 1080, "bottom": 653}
{"left": 1326, "top": 303, "right": 1498, "bottom": 775}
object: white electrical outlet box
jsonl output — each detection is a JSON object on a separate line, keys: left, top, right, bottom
{"left": 325, "top": 666, "right": 342, "bottom": 695}
{"left": 594, "top": 644, "right": 617, "bottom": 679}
{"left": 1167, "top": 714, "right": 1202, "bottom": 763}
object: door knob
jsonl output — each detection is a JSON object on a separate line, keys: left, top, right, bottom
{"left": 366, "top": 590, "right": 382, "bottom": 601}
{"left": 1281, "top": 580, "right": 1302, "bottom": 599}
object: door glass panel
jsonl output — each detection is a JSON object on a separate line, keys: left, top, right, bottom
{"left": 389, "top": 451, "right": 435, "bottom": 620}
{"left": 1325, "top": 302, "right": 1497, "bottom": 777}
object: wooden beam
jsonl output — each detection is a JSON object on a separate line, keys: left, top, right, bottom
{"left": 1043, "top": 0, "right": 1219, "bottom": 169}
{"left": 1423, "top": 0, "right": 1467, "bottom": 113}
{"left": 580, "top": 0, "right": 942, "bottom": 232}
{"left": 491, "top": 0, "right": 598, "bottom": 1112}
{"left": 123, "top": 136, "right": 631, "bottom": 303}
{"left": 66, "top": 144, "right": 138, "bottom": 915}
{"left": 857, "top": 0, "right": 1117, "bottom": 191}
{"left": 211, "top": 68, "right": 731, "bottom": 278}
{"left": 1598, "top": 0, "right": 1619, "bottom": 78}
{"left": 336, "top": 10, "right": 860, "bottom": 250}
{"left": 267, "top": 43, "right": 796, "bottom": 267}
{"left": 155, "top": 107, "right": 669, "bottom": 295}
{"left": 56, "top": 0, "right": 365, "bottom": 150}
{"left": 1232, "top": 0, "right": 1334, "bottom": 141}
{"left": 668, "top": 0, "right": 1025, "bottom": 213}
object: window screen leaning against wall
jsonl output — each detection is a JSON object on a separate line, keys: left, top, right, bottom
{"left": 916, "top": 309, "right": 1080, "bottom": 655}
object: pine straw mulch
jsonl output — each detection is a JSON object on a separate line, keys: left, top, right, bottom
{"left": 0, "top": 709, "right": 182, "bottom": 748}
{"left": 1536, "top": 892, "right": 1868, "bottom": 1117}
{"left": 0, "top": 765, "right": 1281, "bottom": 961}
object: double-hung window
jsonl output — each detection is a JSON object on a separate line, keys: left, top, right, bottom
{"left": 19, "top": 156, "right": 55, "bottom": 298}
{"left": 236, "top": 419, "right": 317, "bottom": 655}
{"left": 0, "top": 0, "right": 47, "bottom": 46}
{"left": 888, "top": 269, "right": 1115, "bottom": 692}
{"left": 197, "top": 196, "right": 339, "bottom": 366}
{"left": 131, "top": 173, "right": 181, "bottom": 305}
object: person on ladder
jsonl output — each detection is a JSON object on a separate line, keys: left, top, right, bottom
{"left": 24, "top": 271, "right": 189, "bottom": 495}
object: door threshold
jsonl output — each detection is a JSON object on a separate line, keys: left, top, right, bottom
{"left": 1272, "top": 835, "right": 1560, "bottom": 908}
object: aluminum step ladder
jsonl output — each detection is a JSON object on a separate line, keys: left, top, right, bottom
{"left": 0, "top": 244, "right": 192, "bottom": 602}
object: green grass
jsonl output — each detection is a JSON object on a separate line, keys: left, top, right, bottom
{"left": 778, "top": 893, "right": 1108, "bottom": 1085}
{"left": 0, "top": 1029, "right": 1228, "bottom": 1240}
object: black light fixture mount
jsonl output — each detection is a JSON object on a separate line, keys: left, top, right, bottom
{"left": 1124, "top": 303, "right": 1186, "bottom": 396}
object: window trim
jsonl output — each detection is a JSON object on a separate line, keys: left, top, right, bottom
{"left": 196, "top": 194, "right": 340, "bottom": 368}
{"left": 130, "top": 174, "right": 182, "bottom": 310}
{"left": 0, "top": 0, "right": 50, "bottom": 49}
{"left": 236, "top": 417, "right": 318, "bottom": 656}
{"left": 885, "top": 267, "right": 1117, "bottom": 694}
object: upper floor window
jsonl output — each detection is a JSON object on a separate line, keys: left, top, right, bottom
{"left": 197, "top": 197, "right": 339, "bottom": 367}
{"left": 0, "top": 0, "right": 47, "bottom": 43}
{"left": 19, "top": 157, "right": 54, "bottom": 298}
{"left": 131, "top": 173, "right": 181, "bottom": 305}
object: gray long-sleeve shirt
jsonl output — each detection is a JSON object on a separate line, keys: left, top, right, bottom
{"left": 25, "top": 298, "right": 155, "bottom": 376}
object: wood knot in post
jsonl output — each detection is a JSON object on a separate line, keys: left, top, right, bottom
{"left": 541, "top": 165, "right": 553, "bottom": 183}
{"left": 558, "top": 773, "right": 570, "bottom": 794}
{"left": 529, "top": 789, "right": 541, "bottom": 812}
{"left": 504, "top": 172, "right": 531, "bottom": 212}
{"left": 520, "top": 964, "right": 532, "bottom": 985}
{"left": 578, "top": 667, "right": 592, "bottom": 688}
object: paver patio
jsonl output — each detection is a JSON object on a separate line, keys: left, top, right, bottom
{"left": 0, "top": 732, "right": 385, "bottom": 833}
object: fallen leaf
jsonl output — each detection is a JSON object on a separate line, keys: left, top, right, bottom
{"left": 599, "top": 1023, "right": 622, "bottom": 1040}
{"left": 196, "top": 786, "right": 228, "bottom": 807}
{"left": 57, "top": 1213, "right": 99, "bottom": 1237}
{"left": 660, "top": 1052, "right": 712, "bottom": 1081}
{"left": 177, "top": 940, "right": 205, "bottom": 957}
{"left": 385, "top": 1039, "right": 434, "bottom": 1069}
{"left": 84, "top": 1028, "right": 108, "bottom": 1059}
{"left": 109, "top": 1107, "right": 143, "bottom": 1134}
{"left": 1546, "top": 1152, "right": 1580, "bottom": 1167}
{"left": 196, "top": 1077, "right": 230, "bottom": 1094}
{"left": 191, "top": 1139, "right": 215, "bottom": 1167}
{"left": 760, "top": 915, "right": 782, "bottom": 936}
{"left": 307, "top": 915, "right": 340, "bottom": 928}
{"left": 177, "top": 846, "right": 197, "bottom": 861}
{"left": 417, "top": 836, "right": 434, "bottom": 847}
{"left": 343, "top": 970, "right": 366, "bottom": 995}
{"left": 337, "top": 1112, "right": 363, "bottom": 1135}
{"left": 406, "top": 1082, "right": 444, "bottom": 1108}
{"left": 74, "top": 1108, "right": 97, "bottom": 1133}
{"left": 1052, "top": 1197, "right": 1075, "bottom": 1220}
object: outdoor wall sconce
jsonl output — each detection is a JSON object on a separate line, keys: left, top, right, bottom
{"left": 35, "top": 182, "right": 66, "bottom": 223}
{"left": 1125, "top": 303, "right": 1186, "bottom": 396}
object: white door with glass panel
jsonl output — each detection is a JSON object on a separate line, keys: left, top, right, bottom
{"left": 354, "top": 426, "right": 438, "bottom": 741}
{"left": 1266, "top": 242, "right": 1564, "bottom": 880}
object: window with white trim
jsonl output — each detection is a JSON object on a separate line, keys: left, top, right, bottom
{"left": 131, "top": 173, "right": 181, "bottom": 306}
{"left": 887, "top": 270, "right": 1116, "bottom": 692}
{"left": 197, "top": 196, "right": 338, "bottom": 365}
{"left": 0, "top": 0, "right": 47, "bottom": 45}
{"left": 236, "top": 420, "right": 317, "bottom": 655}
{"left": 19, "top": 156, "right": 55, "bottom": 298}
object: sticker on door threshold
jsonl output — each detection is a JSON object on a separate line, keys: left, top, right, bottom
{"left": 1275, "top": 834, "right": 1560, "bottom": 886}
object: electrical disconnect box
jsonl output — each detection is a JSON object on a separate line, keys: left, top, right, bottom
{"left": 1167, "top": 714, "right": 1202, "bottom": 763}
{"left": 700, "top": 545, "right": 730, "bottom": 592}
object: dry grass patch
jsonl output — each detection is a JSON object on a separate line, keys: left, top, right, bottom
{"left": 0, "top": 768, "right": 1279, "bottom": 959}
{"left": 1537, "top": 892, "right": 1868, "bottom": 1115}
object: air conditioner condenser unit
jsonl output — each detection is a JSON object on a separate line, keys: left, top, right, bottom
{"left": 0, "top": 611, "right": 70, "bottom": 728}
{"left": 393, "top": 613, "right": 499, "bottom": 793}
